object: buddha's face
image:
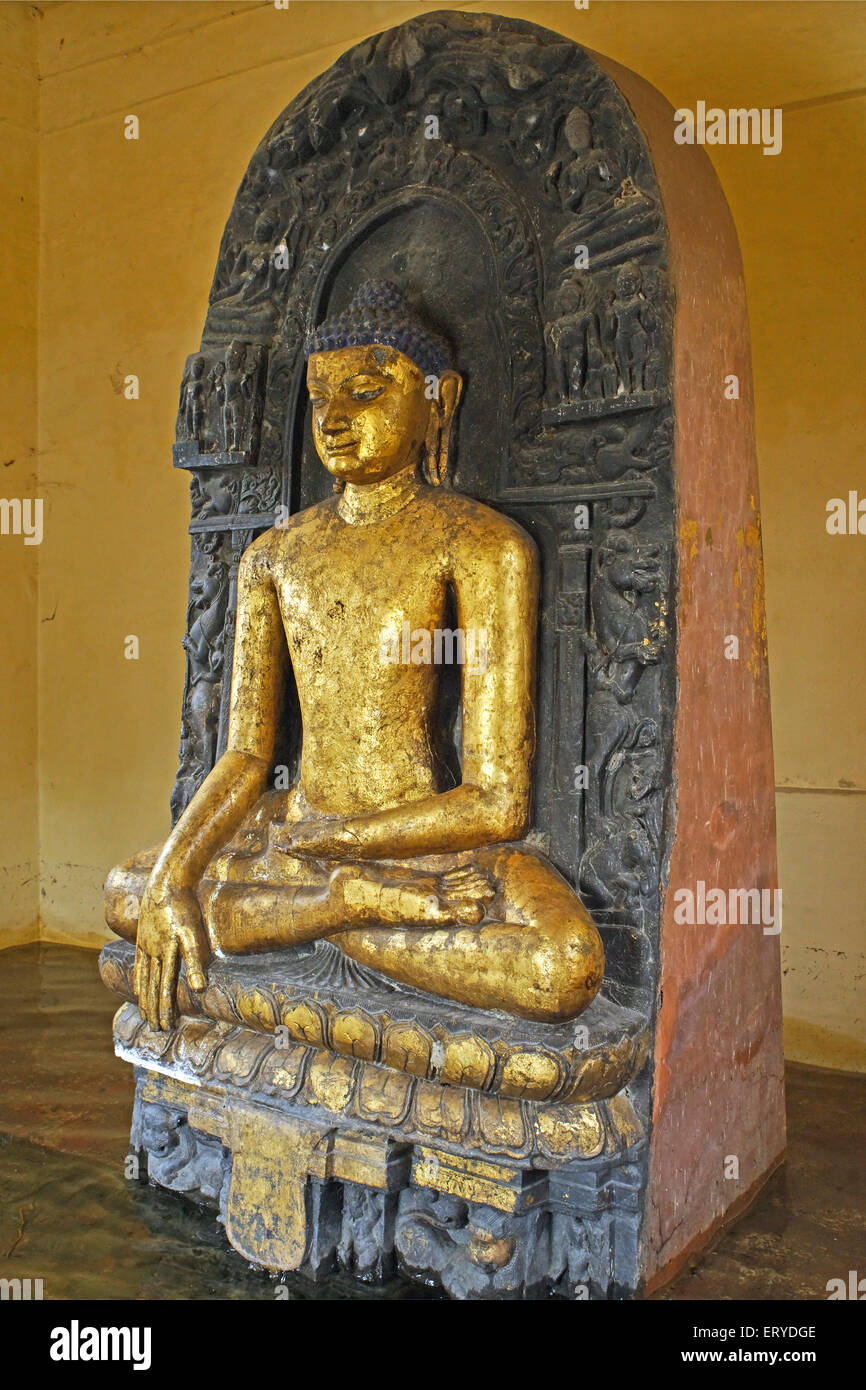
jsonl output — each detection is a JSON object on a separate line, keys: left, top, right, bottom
{"left": 307, "top": 345, "right": 434, "bottom": 485}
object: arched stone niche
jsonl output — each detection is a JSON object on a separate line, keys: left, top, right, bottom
{"left": 170, "top": 11, "right": 675, "bottom": 1009}
{"left": 135, "top": 9, "right": 783, "bottom": 1297}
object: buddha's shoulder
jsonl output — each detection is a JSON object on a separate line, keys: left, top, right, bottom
{"left": 420, "top": 487, "right": 538, "bottom": 565}
{"left": 240, "top": 498, "right": 341, "bottom": 565}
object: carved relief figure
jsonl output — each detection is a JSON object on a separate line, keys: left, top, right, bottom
{"left": 545, "top": 258, "right": 663, "bottom": 410}
{"left": 579, "top": 530, "right": 665, "bottom": 910}
{"left": 176, "top": 342, "right": 266, "bottom": 459}
{"left": 183, "top": 553, "right": 228, "bottom": 679}
{"left": 611, "top": 261, "right": 655, "bottom": 393}
{"left": 579, "top": 717, "right": 661, "bottom": 914}
{"left": 207, "top": 360, "right": 226, "bottom": 448}
{"left": 181, "top": 356, "right": 207, "bottom": 441}
{"left": 222, "top": 341, "right": 249, "bottom": 452}
{"left": 546, "top": 107, "right": 617, "bottom": 213}
{"left": 177, "top": 543, "right": 229, "bottom": 798}
{"left": 136, "top": 1100, "right": 226, "bottom": 1202}
{"left": 212, "top": 206, "right": 287, "bottom": 307}
{"left": 191, "top": 472, "right": 240, "bottom": 519}
{"left": 106, "top": 281, "right": 605, "bottom": 1028}
{"left": 545, "top": 275, "right": 604, "bottom": 403}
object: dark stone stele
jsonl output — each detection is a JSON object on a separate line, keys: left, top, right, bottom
{"left": 103, "top": 10, "right": 680, "bottom": 1298}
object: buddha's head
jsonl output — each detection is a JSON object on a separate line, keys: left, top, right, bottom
{"left": 304, "top": 280, "right": 462, "bottom": 487}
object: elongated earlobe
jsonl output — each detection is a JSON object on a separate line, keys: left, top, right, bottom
{"left": 424, "top": 370, "right": 463, "bottom": 485}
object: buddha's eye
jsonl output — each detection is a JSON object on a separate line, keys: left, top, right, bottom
{"left": 351, "top": 385, "right": 384, "bottom": 402}
{"left": 308, "top": 394, "right": 326, "bottom": 408}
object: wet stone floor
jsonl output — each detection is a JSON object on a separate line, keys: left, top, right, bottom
{"left": 1, "top": 943, "right": 863, "bottom": 1301}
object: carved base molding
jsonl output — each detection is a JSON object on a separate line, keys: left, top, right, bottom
{"left": 120, "top": 1013, "right": 645, "bottom": 1300}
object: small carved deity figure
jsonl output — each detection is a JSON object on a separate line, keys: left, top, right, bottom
{"left": 612, "top": 261, "right": 654, "bottom": 394}
{"left": 584, "top": 324, "right": 618, "bottom": 400}
{"left": 245, "top": 342, "right": 265, "bottom": 381}
{"left": 106, "top": 280, "right": 605, "bottom": 1029}
{"left": 546, "top": 107, "right": 617, "bottom": 213}
{"left": 181, "top": 356, "right": 207, "bottom": 443}
{"left": 213, "top": 206, "right": 290, "bottom": 308}
{"left": 242, "top": 218, "right": 291, "bottom": 307}
{"left": 222, "top": 341, "right": 249, "bottom": 452}
{"left": 545, "top": 275, "right": 603, "bottom": 403}
{"left": 208, "top": 360, "right": 226, "bottom": 447}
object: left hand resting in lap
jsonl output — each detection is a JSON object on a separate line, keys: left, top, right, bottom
{"left": 271, "top": 817, "right": 358, "bottom": 858}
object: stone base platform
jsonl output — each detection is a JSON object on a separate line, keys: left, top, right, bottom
{"left": 101, "top": 939, "right": 650, "bottom": 1298}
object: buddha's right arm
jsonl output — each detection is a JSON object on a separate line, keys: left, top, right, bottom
{"left": 148, "top": 541, "right": 287, "bottom": 897}
{"left": 147, "top": 750, "right": 270, "bottom": 896}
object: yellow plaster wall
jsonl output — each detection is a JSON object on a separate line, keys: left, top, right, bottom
{"left": 0, "top": 3, "right": 39, "bottom": 947}
{"left": 5, "top": 2, "right": 865, "bottom": 1065}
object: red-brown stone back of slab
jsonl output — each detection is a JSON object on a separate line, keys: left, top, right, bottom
{"left": 594, "top": 53, "right": 786, "bottom": 1291}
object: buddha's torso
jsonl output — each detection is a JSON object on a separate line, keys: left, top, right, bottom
{"left": 267, "top": 483, "right": 464, "bottom": 816}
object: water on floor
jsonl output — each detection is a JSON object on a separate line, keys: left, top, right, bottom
{"left": 1, "top": 944, "right": 863, "bottom": 1301}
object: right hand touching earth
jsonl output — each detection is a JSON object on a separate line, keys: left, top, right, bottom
{"left": 134, "top": 879, "right": 212, "bottom": 1031}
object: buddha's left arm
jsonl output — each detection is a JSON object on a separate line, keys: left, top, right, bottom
{"left": 309, "top": 521, "right": 540, "bottom": 859}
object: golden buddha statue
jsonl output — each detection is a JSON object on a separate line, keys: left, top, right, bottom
{"left": 106, "top": 282, "right": 604, "bottom": 1032}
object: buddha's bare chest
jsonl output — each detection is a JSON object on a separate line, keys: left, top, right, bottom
{"left": 273, "top": 540, "right": 447, "bottom": 674}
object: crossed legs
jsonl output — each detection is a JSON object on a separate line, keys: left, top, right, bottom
{"left": 105, "top": 830, "right": 603, "bottom": 1023}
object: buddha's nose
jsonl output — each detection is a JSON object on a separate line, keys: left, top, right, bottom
{"left": 321, "top": 408, "right": 351, "bottom": 435}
